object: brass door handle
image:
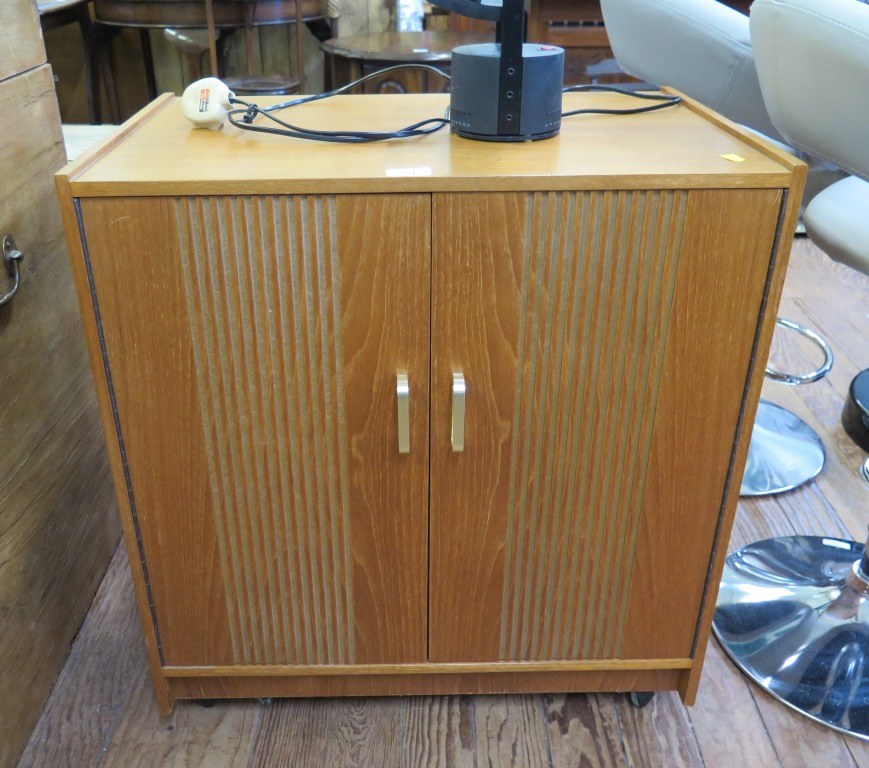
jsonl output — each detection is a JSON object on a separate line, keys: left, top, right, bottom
{"left": 0, "top": 236, "right": 23, "bottom": 307}
{"left": 397, "top": 372, "right": 410, "bottom": 454}
{"left": 451, "top": 372, "right": 466, "bottom": 452}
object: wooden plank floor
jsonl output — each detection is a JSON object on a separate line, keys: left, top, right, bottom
{"left": 17, "top": 237, "right": 869, "bottom": 767}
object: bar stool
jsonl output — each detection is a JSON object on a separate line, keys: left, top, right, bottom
{"left": 741, "top": 318, "right": 834, "bottom": 496}
{"left": 716, "top": 460, "right": 869, "bottom": 739}
{"left": 715, "top": 0, "right": 869, "bottom": 741}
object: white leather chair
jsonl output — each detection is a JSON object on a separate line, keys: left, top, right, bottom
{"left": 752, "top": 0, "right": 869, "bottom": 453}
{"left": 752, "top": 0, "right": 869, "bottom": 277}
{"left": 714, "top": 0, "right": 869, "bottom": 741}
{"left": 599, "top": 0, "right": 836, "bottom": 497}
{"left": 600, "top": 0, "right": 781, "bottom": 139}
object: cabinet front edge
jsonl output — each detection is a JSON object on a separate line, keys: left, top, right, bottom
{"left": 162, "top": 658, "right": 693, "bottom": 678}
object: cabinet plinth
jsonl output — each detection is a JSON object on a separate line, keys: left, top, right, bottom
{"left": 57, "top": 92, "right": 805, "bottom": 713}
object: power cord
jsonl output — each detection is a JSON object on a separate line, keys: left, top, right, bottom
{"left": 226, "top": 64, "right": 452, "bottom": 143}
{"left": 561, "top": 84, "right": 682, "bottom": 116}
{"left": 221, "top": 68, "right": 683, "bottom": 142}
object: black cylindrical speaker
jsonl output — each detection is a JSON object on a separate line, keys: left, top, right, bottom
{"left": 449, "top": 43, "right": 564, "bottom": 141}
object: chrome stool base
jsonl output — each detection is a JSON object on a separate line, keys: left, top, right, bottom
{"left": 740, "top": 319, "right": 833, "bottom": 497}
{"left": 740, "top": 400, "right": 826, "bottom": 496}
{"left": 714, "top": 534, "right": 869, "bottom": 742}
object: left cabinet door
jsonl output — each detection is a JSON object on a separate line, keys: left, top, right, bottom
{"left": 78, "top": 193, "right": 431, "bottom": 667}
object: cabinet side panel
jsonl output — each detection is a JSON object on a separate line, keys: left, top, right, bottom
{"left": 430, "top": 190, "right": 689, "bottom": 662}
{"left": 80, "top": 197, "right": 234, "bottom": 666}
{"left": 620, "top": 188, "right": 782, "bottom": 659}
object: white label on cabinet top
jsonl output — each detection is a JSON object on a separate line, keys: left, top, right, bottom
{"left": 385, "top": 166, "right": 433, "bottom": 177}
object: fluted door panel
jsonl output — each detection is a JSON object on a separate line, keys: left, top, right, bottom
{"left": 429, "top": 189, "right": 781, "bottom": 662}
{"left": 80, "top": 193, "right": 431, "bottom": 666}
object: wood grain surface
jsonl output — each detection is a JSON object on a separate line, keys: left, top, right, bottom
{"left": 66, "top": 93, "right": 793, "bottom": 197}
{"left": 166, "top": 668, "right": 682, "bottom": 700}
{"left": 160, "top": 657, "right": 690, "bottom": 677}
{"left": 0, "top": 63, "right": 118, "bottom": 768}
{"left": 621, "top": 188, "right": 783, "bottom": 662}
{"left": 15, "top": 547, "right": 141, "bottom": 768}
{"left": 79, "top": 195, "right": 235, "bottom": 668}
{"left": 400, "top": 697, "right": 476, "bottom": 768}
{"left": 78, "top": 192, "right": 430, "bottom": 669}
{"left": 615, "top": 691, "right": 705, "bottom": 767}
{"left": 543, "top": 693, "right": 625, "bottom": 767}
{"left": 428, "top": 189, "right": 781, "bottom": 664}
{"left": 18, "top": 238, "right": 869, "bottom": 767}
{"left": 98, "top": 684, "right": 259, "bottom": 768}
{"left": 474, "top": 696, "right": 550, "bottom": 768}
{"left": 0, "top": 0, "right": 44, "bottom": 82}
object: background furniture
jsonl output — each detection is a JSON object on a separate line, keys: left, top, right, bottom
{"left": 526, "top": 0, "right": 627, "bottom": 84}
{"left": 92, "top": 0, "right": 331, "bottom": 98}
{"left": 57, "top": 90, "right": 803, "bottom": 714}
{"left": 714, "top": 0, "right": 869, "bottom": 741}
{"left": 37, "top": 0, "right": 120, "bottom": 123}
{"left": 321, "top": 29, "right": 489, "bottom": 92}
{"left": 0, "top": 1, "right": 118, "bottom": 766}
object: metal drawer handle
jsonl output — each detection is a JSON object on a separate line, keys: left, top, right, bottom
{"left": 451, "top": 372, "right": 466, "bottom": 452}
{"left": 0, "top": 236, "right": 23, "bottom": 307}
{"left": 397, "top": 373, "right": 410, "bottom": 454}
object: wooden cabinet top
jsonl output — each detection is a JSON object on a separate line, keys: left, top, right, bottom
{"left": 61, "top": 92, "right": 801, "bottom": 197}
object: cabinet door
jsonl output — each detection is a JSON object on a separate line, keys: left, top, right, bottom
{"left": 78, "top": 193, "right": 430, "bottom": 666}
{"left": 430, "top": 189, "right": 782, "bottom": 662}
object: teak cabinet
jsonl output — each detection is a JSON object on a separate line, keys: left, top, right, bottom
{"left": 57, "top": 92, "right": 804, "bottom": 713}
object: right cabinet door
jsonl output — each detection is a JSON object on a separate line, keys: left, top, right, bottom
{"left": 429, "top": 188, "right": 782, "bottom": 663}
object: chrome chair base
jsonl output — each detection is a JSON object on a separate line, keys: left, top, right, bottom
{"left": 740, "top": 400, "right": 826, "bottom": 496}
{"left": 714, "top": 535, "right": 869, "bottom": 741}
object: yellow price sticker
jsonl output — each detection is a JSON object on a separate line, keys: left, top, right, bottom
{"left": 721, "top": 153, "right": 746, "bottom": 163}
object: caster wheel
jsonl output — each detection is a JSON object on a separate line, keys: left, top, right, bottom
{"left": 627, "top": 691, "right": 655, "bottom": 708}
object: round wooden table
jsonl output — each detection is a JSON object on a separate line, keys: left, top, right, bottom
{"left": 92, "top": 0, "right": 330, "bottom": 99}
{"left": 38, "top": 0, "right": 119, "bottom": 123}
{"left": 321, "top": 30, "right": 492, "bottom": 93}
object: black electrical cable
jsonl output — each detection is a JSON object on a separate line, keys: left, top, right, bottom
{"left": 225, "top": 63, "right": 451, "bottom": 143}
{"left": 261, "top": 63, "right": 451, "bottom": 112}
{"left": 561, "top": 84, "right": 682, "bottom": 117}
{"left": 222, "top": 67, "right": 682, "bottom": 143}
